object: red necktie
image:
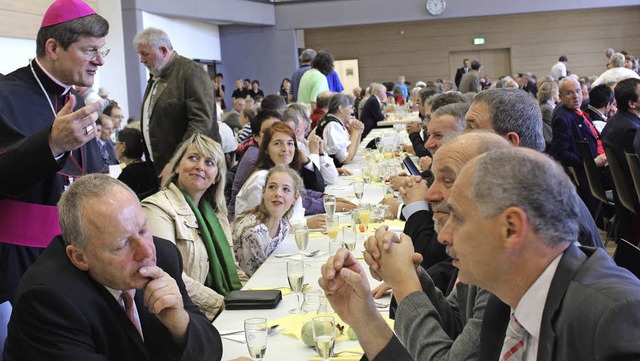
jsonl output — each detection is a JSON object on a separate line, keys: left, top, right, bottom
{"left": 121, "top": 289, "right": 143, "bottom": 337}
{"left": 576, "top": 109, "right": 604, "bottom": 155}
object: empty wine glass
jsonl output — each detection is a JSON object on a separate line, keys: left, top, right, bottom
{"left": 313, "top": 316, "right": 336, "bottom": 361}
{"left": 353, "top": 180, "right": 364, "bottom": 204}
{"left": 244, "top": 317, "right": 268, "bottom": 360}
{"left": 287, "top": 261, "right": 305, "bottom": 314}
{"left": 342, "top": 225, "right": 357, "bottom": 251}
{"left": 324, "top": 195, "right": 336, "bottom": 217}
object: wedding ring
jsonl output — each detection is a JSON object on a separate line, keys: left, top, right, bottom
{"left": 85, "top": 125, "right": 94, "bottom": 134}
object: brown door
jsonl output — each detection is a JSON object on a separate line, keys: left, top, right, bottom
{"left": 449, "top": 49, "right": 512, "bottom": 84}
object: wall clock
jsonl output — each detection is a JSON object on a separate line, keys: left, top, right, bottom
{"left": 426, "top": 0, "right": 446, "bottom": 16}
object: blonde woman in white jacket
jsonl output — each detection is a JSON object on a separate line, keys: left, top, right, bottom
{"left": 142, "top": 134, "right": 247, "bottom": 321}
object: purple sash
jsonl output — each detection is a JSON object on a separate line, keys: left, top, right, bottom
{"left": 0, "top": 199, "right": 59, "bottom": 248}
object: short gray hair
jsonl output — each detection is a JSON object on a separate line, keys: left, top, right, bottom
{"left": 469, "top": 148, "right": 579, "bottom": 246}
{"left": 284, "top": 102, "right": 311, "bottom": 128}
{"left": 299, "top": 48, "right": 316, "bottom": 63}
{"left": 133, "top": 27, "right": 173, "bottom": 50}
{"left": 370, "top": 83, "right": 386, "bottom": 95}
{"left": 472, "top": 89, "right": 545, "bottom": 152}
{"left": 431, "top": 92, "right": 470, "bottom": 112}
{"left": 327, "top": 93, "right": 354, "bottom": 115}
{"left": 432, "top": 103, "right": 469, "bottom": 129}
{"left": 609, "top": 53, "right": 626, "bottom": 68}
{"left": 58, "top": 174, "right": 136, "bottom": 248}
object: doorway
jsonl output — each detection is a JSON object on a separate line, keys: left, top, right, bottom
{"left": 449, "top": 49, "right": 512, "bottom": 84}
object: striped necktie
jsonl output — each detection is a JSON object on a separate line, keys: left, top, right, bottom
{"left": 121, "top": 289, "right": 143, "bottom": 337}
{"left": 500, "top": 314, "right": 528, "bottom": 361}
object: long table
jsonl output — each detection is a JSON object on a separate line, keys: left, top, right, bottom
{"left": 213, "top": 129, "right": 404, "bottom": 360}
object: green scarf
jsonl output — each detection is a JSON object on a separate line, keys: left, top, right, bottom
{"left": 182, "top": 191, "right": 242, "bottom": 296}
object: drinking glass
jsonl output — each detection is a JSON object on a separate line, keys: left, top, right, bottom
{"left": 244, "top": 317, "right": 268, "bottom": 360}
{"left": 362, "top": 167, "right": 371, "bottom": 184}
{"left": 313, "top": 316, "right": 336, "bottom": 361}
{"left": 326, "top": 216, "right": 340, "bottom": 242}
{"left": 324, "top": 195, "right": 336, "bottom": 218}
{"left": 353, "top": 180, "right": 364, "bottom": 204}
{"left": 374, "top": 137, "right": 382, "bottom": 154}
{"left": 287, "top": 261, "right": 305, "bottom": 314}
{"left": 328, "top": 241, "right": 343, "bottom": 255}
{"left": 383, "top": 145, "right": 394, "bottom": 160}
{"left": 365, "top": 148, "right": 373, "bottom": 162}
{"left": 342, "top": 225, "right": 357, "bottom": 251}
{"left": 357, "top": 203, "right": 371, "bottom": 234}
{"left": 384, "top": 185, "right": 395, "bottom": 200}
{"left": 293, "top": 224, "right": 309, "bottom": 261}
{"left": 302, "top": 289, "right": 322, "bottom": 313}
{"left": 378, "top": 165, "right": 388, "bottom": 184}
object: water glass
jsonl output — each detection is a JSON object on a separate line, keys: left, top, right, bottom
{"left": 244, "top": 317, "right": 268, "bottom": 360}
{"left": 302, "top": 289, "right": 322, "bottom": 313}
{"left": 313, "top": 316, "right": 336, "bottom": 361}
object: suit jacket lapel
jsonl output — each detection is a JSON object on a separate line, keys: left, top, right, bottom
{"left": 537, "top": 243, "right": 588, "bottom": 361}
{"left": 94, "top": 284, "right": 150, "bottom": 358}
{"left": 478, "top": 294, "right": 510, "bottom": 361}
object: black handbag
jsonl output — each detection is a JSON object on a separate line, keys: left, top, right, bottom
{"left": 224, "top": 290, "right": 282, "bottom": 310}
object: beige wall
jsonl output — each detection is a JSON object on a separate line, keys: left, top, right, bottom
{"left": 304, "top": 7, "right": 640, "bottom": 88}
{"left": 0, "top": 1, "right": 99, "bottom": 39}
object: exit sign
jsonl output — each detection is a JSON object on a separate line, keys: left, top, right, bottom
{"left": 474, "top": 37, "right": 485, "bottom": 45}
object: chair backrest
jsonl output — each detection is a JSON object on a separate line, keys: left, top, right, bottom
{"left": 625, "top": 151, "right": 640, "bottom": 205}
{"left": 614, "top": 238, "right": 640, "bottom": 279}
{"left": 578, "top": 141, "right": 609, "bottom": 204}
{"left": 604, "top": 146, "right": 637, "bottom": 213}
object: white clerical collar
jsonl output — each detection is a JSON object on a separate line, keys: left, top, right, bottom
{"left": 34, "top": 57, "right": 73, "bottom": 95}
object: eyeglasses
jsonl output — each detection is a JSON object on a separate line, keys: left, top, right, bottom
{"left": 85, "top": 46, "right": 110, "bottom": 61}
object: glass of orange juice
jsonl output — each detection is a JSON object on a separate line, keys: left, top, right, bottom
{"left": 326, "top": 216, "right": 340, "bottom": 242}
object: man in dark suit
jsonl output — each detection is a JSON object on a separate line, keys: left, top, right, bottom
{"left": 454, "top": 59, "right": 470, "bottom": 88}
{"left": 585, "top": 84, "right": 615, "bottom": 132}
{"left": 449, "top": 148, "right": 640, "bottom": 361}
{"left": 360, "top": 83, "right": 388, "bottom": 139}
{"left": 465, "top": 88, "right": 603, "bottom": 248}
{"left": 96, "top": 115, "right": 119, "bottom": 166}
{"left": 3, "top": 174, "right": 222, "bottom": 361}
{"left": 550, "top": 78, "right": 605, "bottom": 217}
{"left": 601, "top": 77, "right": 640, "bottom": 243}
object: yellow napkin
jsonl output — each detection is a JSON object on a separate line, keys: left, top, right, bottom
{"left": 268, "top": 312, "right": 393, "bottom": 344}
{"left": 248, "top": 285, "right": 312, "bottom": 296}
{"left": 344, "top": 177, "right": 364, "bottom": 182}
{"left": 309, "top": 347, "right": 364, "bottom": 361}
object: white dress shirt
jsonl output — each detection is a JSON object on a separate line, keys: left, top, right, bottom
{"left": 506, "top": 253, "right": 562, "bottom": 360}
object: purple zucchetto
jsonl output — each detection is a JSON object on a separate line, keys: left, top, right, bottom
{"left": 41, "top": 0, "right": 96, "bottom": 28}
